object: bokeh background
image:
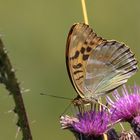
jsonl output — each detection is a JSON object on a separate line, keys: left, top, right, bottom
{"left": 0, "top": 0, "right": 139, "bottom": 139}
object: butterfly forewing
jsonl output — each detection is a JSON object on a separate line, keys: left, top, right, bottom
{"left": 66, "top": 23, "right": 138, "bottom": 99}
{"left": 66, "top": 23, "right": 106, "bottom": 98}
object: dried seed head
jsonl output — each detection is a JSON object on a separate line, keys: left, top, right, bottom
{"left": 119, "top": 131, "right": 137, "bottom": 140}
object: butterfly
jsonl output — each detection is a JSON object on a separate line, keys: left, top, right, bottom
{"left": 66, "top": 23, "right": 138, "bottom": 104}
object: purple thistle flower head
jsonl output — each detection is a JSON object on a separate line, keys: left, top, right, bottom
{"left": 60, "top": 110, "right": 110, "bottom": 138}
{"left": 72, "top": 111, "right": 110, "bottom": 136}
{"left": 107, "top": 85, "right": 140, "bottom": 122}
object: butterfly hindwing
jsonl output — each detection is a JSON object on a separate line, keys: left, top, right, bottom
{"left": 85, "top": 41, "right": 137, "bottom": 97}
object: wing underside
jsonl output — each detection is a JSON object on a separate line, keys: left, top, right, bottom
{"left": 66, "top": 23, "right": 106, "bottom": 97}
{"left": 66, "top": 23, "right": 138, "bottom": 98}
{"left": 84, "top": 41, "right": 137, "bottom": 97}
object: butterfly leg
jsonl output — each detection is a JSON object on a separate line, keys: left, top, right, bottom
{"left": 94, "top": 98, "right": 109, "bottom": 110}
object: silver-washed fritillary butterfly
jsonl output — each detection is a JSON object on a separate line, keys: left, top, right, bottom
{"left": 66, "top": 23, "right": 138, "bottom": 104}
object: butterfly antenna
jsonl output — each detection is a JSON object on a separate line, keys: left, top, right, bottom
{"left": 40, "top": 93, "right": 72, "bottom": 100}
{"left": 60, "top": 102, "right": 72, "bottom": 117}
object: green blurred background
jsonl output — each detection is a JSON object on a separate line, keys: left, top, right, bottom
{"left": 0, "top": 0, "right": 139, "bottom": 139}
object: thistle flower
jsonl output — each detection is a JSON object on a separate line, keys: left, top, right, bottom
{"left": 60, "top": 109, "right": 110, "bottom": 140}
{"left": 107, "top": 85, "right": 140, "bottom": 122}
{"left": 107, "top": 85, "right": 140, "bottom": 138}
